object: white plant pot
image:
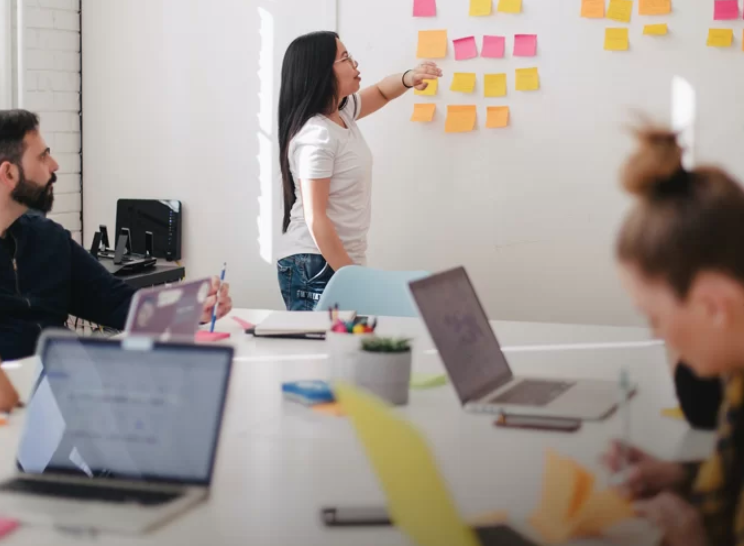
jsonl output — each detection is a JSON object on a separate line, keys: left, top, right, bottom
{"left": 354, "top": 350, "right": 413, "bottom": 406}
{"left": 326, "top": 331, "right": 374, "bottom": 383}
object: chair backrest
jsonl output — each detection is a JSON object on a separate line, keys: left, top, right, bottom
{"left": 316, "top": 266, "right": 429, "bottom": 317}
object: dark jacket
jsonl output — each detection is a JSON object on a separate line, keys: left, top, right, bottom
{"left": 0, "top": 214, "right": 135, "bottom": 361}
{"left": 675, "top": 361, "right": 723, "bottom": 430}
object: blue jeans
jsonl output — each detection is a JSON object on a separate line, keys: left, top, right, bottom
{"left": 277, "top": 254, "right": 335, "bottom": 311}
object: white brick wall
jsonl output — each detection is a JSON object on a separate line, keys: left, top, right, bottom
{"left": 24, "top": 0, "right": 81, "bottom": 240}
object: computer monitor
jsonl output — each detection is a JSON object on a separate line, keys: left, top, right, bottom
{"left": 115, "top": 199, "right": 182, "bottom": 261}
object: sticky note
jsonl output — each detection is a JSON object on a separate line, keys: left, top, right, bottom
{"left": 414, "top": 0, "right": 437, "bottom": 17}
{"left": 195, "top": 331, "right": 231, "bottom": 342}
{"left": 707, "top": 28, "right": 734, "bottom": 47}
{"left": 453, "top": 36, "right": 478, "bottom": 60}
{"left": 410, "top": 373, "right": 448, "bottom": 389}
{"left": 604, "top": 28, "right": 629, "bottom": 50}
{"left": 231, "top": 316, "right": 255, "bottom": 330}
{"left": 486, "top": 106, "right": 510, "bottom": 128}
{"left": 450, "top": 72, "right": 477, "bottom": 93}
{"left": 515, "top": 67, "right": 539, "bottom": 91}
{"left": 581, "top": 0, "right": 605, "bottom": 18}
{"left": 484, "top": 73, "right": 507, "bottom": 97}
{"left": 497, "top": 0, "right": 522, "bottom": 13}
{"left": 312, "top": 402, "right": 345, "bottom": 417}
{"left": 445, "top": 106, "right": 477, "bottom": 133}
{"left": 417, "top": 30, "right": 448, "bottom": 59}
{"left": 714, "top": 0, "right": 738, "bottom": 20}
{"left": 639, "top": 0, "right": 671, "bottom": 15}
{"left": 414, "top": 78, "right": 438, "bottom": 96}
{"left": 661, "top": 407, "right": 684, "bottom": 419}
{"left": 411, "top": 103, "right": 436, "bottom": 122}
{"left": 470, "top": 0, "right": 492, "bottom": 16}
{"left": 607, "top": 0, "right": 632, "bottom": 22}
{"left": 644, "top": 23, "right": 668, "bottom": 35}
{"left": 482, "top": 35, "right": 506, "bottom": 58}
{"left": 514, "top": 34, "right": 537, "bottom": 56}
{"left": 335, "top": 383, "right": 481, "bottom": 546}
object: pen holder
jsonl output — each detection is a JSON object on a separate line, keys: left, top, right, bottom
{"left": 326, "top": 331, "right": 374, "bottom": 383}
{"left": 354, "top": 338, "right": 413, "bottom": 406}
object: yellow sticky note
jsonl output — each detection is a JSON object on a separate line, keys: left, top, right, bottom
{"left": 581, "top": 0, "right": 605, "bottom": 18}
{"left": 417, "top": 30, "right": 448, "bottom": 59}
{"left": 707, "top": 28, "right": 733, "bottom": 47}
{"left": 639, "top": 0, "right": 670, "bottom": 15}
{"left": 607, "top": 0, "right": 632, "bottom": 22}
{"left": 515, "top": 67, "right": 539, "bottom": 91}
{"left": 335, "top": 384, "right": 481, "bottom": 546}
{"left": 497, "top": 0, "right": 522, "bottom": 13}
{"left": 604, "top": 28, "right": 629, "bottom": 50}
{"left": 486, "top": 106, "right": 510, "bottom": 128}
{"left": 411, "top": 103, "right": 436, "bottom": 122}
{"left": 414, "top": 79, "right": 438, "bottom": 96}
{"left": 661, "top": 407, "right": 684, "bottom": 419}
{"left": 484, "top": 73, "right": 507, "bottom": 97}
{"left": 644, "top": 23, "right": 668, "bottom": 35}
{"left": 445, "top": 106, "right": 477, "bottom": 133}
{"left": 470, "top": 0, "right": 492, "bottom": 16}
{"left": 451, "top": 73, "right": 477, "bottom": 93}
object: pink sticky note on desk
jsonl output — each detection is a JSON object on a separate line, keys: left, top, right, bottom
{"left": 453, "top": 36, "right": 478, "bottom": 60}
{"left": 514, "top": 34, "right": 537, "bottom": 57}
{"left": 482, "top": 35, "right": 505, "bottom": 58}
{"left": 0, "top": 518, "right": 19, "bottom": 539}
{"left": 195, "top": 331, "right": 231, "bottom": 342}
{"left": 232, "top": 316, "right": 255, "bottom": 330}
{"left": 714, "top": 0, "right": 739, "bottom": 20}
{"left": 413, "top": 0, "right": 437, "bottom": 16}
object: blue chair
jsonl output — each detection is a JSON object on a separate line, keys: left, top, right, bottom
{"left": 316, "top": 266, "right": 430, "bottom": 317}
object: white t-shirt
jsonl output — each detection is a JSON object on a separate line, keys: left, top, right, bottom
{"left": 279, "top": 94, "right": 373, "bottom": 265}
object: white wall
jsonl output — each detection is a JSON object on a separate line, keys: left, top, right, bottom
{"left": 82, "top": 0, "right": 335, "bottom": 310}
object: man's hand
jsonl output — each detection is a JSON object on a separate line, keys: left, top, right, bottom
{"left": 601, "top": 440, "right": 687, "bottom": 499}
{"left": 636, "top": 492, "right": 708, "bottom": 546}
{"left": 200, "top": 276, "right": 232, "bottom": 324}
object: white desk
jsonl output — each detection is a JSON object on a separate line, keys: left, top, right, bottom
{"left": 0, "top": 310, "right": 715, "bottom": 546}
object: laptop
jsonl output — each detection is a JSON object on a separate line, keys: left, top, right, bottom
{"left": 409, "top": 267, "right": 621, "bottom": 420}
{"left": 0, "top": 332, "right": 233, "bottom": 534}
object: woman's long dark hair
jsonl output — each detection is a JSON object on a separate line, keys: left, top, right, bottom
{"left": 278, "top": 31, "right": 349, "bottom": 233}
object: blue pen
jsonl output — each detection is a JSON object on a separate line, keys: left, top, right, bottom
{"left": 210, "top": 262, "right": 227, "bottom": 333}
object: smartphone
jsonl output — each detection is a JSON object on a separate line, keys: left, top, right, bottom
{"left": 494, "top": 413, "right": 581, "bottom": 432}
{"left": 321, "top": 506, "right": 391, "bottom": 527}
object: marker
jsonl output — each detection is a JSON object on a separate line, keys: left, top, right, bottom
{"left": 209, "top": 263, "right": 227, "bottom": 333}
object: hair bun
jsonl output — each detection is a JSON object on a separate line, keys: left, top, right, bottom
{"left": 622, "top": 126, "right": 684, "bottom": 198}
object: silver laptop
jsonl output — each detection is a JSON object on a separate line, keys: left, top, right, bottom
{"left": 409, "top": 267, "right": 622, "bottom": 420}
{"left": 0, "top": 332, "right": 233, "bottom": 534}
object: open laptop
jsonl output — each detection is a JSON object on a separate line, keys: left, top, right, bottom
{"left": 0, "top": 332, "right": 233, "bottom": 534}
{"left": 409, "top": 267, "right": 621, "bottom": 420}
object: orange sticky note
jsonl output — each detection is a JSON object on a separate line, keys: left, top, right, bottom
{"left": 312, "top": 402, "right": 346, "bottom": 417}
{"left": 411, "top": 103, "right": 436, "bottom": 122}
{"left": 639, "top": 0, "right": 670, "bottom": 15}
{"left": 581, "top": 0, "right": 605, "bottom": 18}
{"left": 445, "top": 105, "right": 477, "bottom": 133}
{"left": 417, "top": 30, "right": 448, "bottom": 59}
{"left": 486, "top": 106, "right": 510, "bottom": 128}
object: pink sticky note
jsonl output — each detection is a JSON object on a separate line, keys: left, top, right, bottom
{"left": 232, "top": 316, "right": 255, "bottom": 330}
{"left": 482, "top": 35, "right": 506, "bottom": 58}
{"left": 513, "top": 34, "right": 537, "bottom": 57}
{"left": 0, "top": 518, "right": 19, "bottom": 539}
{"left": 195, "top": 331, "right": 231, "bottom": 342}
{"left": 453, "top": 36, "right": 478, "bottom": 60}
{"left": 714, "top": 0, "right": 739, "bottom": 19}
{"left": 413, "top": 0, "right": 437, "bottom": 16}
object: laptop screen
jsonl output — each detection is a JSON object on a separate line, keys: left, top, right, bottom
{"left": 409, "top": 267, "right": 513, "bottom": 403}
{"left": 17, "top": 336, "right": 233, "bottom": 486}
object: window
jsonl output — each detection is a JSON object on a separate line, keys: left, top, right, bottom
{"left": 0, "top": 0, "right": 19, "bottom": 109}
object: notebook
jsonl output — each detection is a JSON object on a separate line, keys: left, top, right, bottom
{"left": 252, "top": 311, "right": 356, "bottom": 339}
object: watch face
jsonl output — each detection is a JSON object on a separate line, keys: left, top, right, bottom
{"left": 197, "top": 281, "right": 209, "bottom": 304}
{"left": 136, "top": 301, "right": 156, "bottom": 328}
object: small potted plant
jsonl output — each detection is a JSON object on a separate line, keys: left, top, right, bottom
{"left": 354, "top": 337, "right": 413, "bottom": 405}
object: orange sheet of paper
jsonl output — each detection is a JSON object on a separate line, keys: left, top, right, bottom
{"left": 445, "top": 106, "right": 477, "bottom": 133}
{"left": 312, "top": 402, "right": 345, "bottom": 417}
{"left": 639, "top": 0, "right": 670, "bottom": 15}
{"left": 605, "top": 28, "right": 629, "bottom": 50}
{"left": 644, "top": 23, "right": 668, "bottom": 35}
{"left": 707, "top": 28, "right": 734, "bottom": 47}
{"left": 607, "top": 0, "right": 632, "bottom": 22}
{"left": 417, "top": 30, "right": 448, "bottom": 59}
{"left": 486, "top": 106, "right": 510, "bottom": 128}
{"left": 515, "top": 67, "right": 539, "bottom": 91}
{"left": 414, "top": 79, "right": 438, "bottom": 96}
{"left": 581, "top": 0, "right": 605, "bottom": 18}
{"left": 497, "top": 0, "right": 522, "bottom": 13}
{"left": 484, "top": 73, "right": 507, "bottom": 97}
{"left": 411, "top": 103, "right": 436, "bottom": 122}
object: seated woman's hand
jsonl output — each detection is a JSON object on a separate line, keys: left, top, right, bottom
{"left": 0, "top": 368, "right": 20, "bottom": 413}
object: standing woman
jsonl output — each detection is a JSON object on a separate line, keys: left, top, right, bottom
{"left": 276, "top": 31, "right": 441, "bottom": 311}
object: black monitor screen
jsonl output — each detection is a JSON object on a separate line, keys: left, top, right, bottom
{"left": 115, "top": 199, "right": 182, "bottom": 261}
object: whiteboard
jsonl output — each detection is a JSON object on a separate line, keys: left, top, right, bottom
{"left": 339, "top": 0, "right": 744, "bottom": 325}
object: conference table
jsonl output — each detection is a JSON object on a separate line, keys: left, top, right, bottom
{"left": 0, "top": 309, "right": 716, "bottom": 546}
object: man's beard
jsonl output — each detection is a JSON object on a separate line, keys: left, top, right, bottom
{"left": 10, "top": 167, "right": 55, "bottom": 214}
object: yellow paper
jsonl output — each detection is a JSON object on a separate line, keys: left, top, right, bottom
{"left": 451, "top": 73, "right": 477, "bottom": 93}
{"left": 417, "top": 30, "right": 448, "bottom": 59}
{"left": 411, "top": 103, "right": 436, "bottom": 122}
{"left": 661, "top": 406, "right": 684, "bottom": 419}
{"left": 335, "top": 384, "right": 481, "bottom": 546}
{"left": 644, "top": 23, "right": 668, "bottom": 35}
{"left": 607, "top": 0, "right": 632, "bottom": 22}
{"left": 515, "top": 67, "right": 539, "bottom": 91}
{"left": 497, "top": 0, "right": 522, "bottom": 13}
{"left": 486, "top": 106, "right": 510, "bottom": 128}
{"left": 445, "top": 106, "right": 477, "bottom": 133}
{"left": 414, "top": 79, "right": 438, "bottom": 96}
{"left": 484, "top": 73, "right": 507, "bottom": 97}
{"left": 707, "top": 28, "right": 733, "bottom": 48}
{"left": 470, "top": 0, "right": 492, "bottom": 16}
{"left": 639, "top": 0, "right": 670, "bottom": 15}
{"left": 581, "top": 0, "right": 605, "bottom": 18}
{"left": 604, "top": 28, "right": 629, "bottom": 51}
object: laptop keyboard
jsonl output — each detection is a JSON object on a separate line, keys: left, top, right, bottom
{"left": 489, "top": 379, "right": 575, "bottom": 407}
{"left": 0, "top": 478, "right": 182, "bottom": 506}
